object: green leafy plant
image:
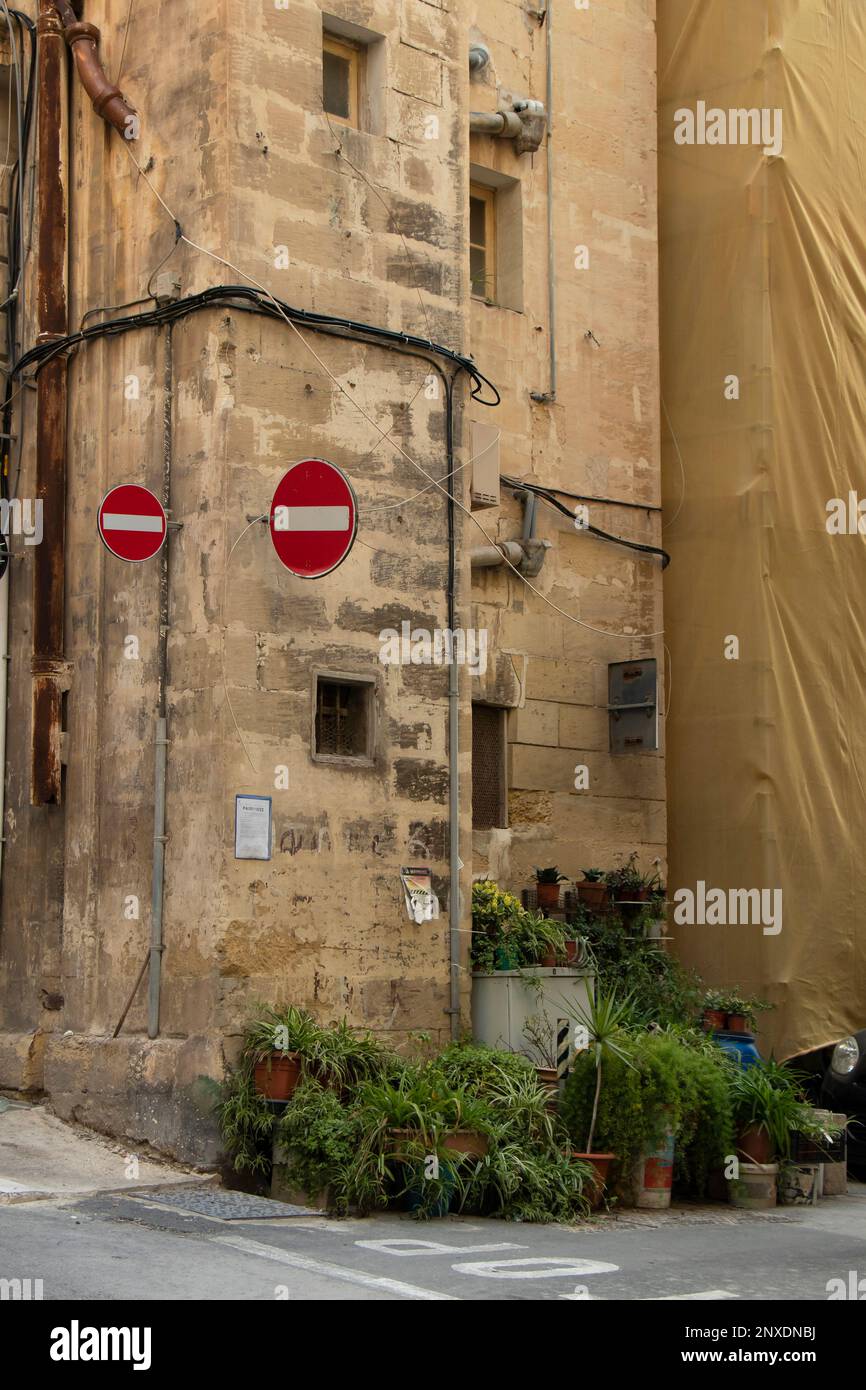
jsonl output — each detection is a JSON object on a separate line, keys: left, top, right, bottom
{"left": 534, "top": 867, "right": 568, "bottom": 884}
{"left": 701, "top": 988, "right": 726, "bottom": 1013}
{"left": 276, "top": 1078, "right": 364, "bottom": 1205}
{"left": 603, "top": 852, "right": 645, "bottom": 897}
{"left": 730, "top": 1060, "right": 813, "bottom": 1162}
{"left": 471, "top": 881, "right": 569, "bottom": 970}
{"left": 244, "top": 1004, "right": 320, "bottom": 1062}
{"left": 561, "top": 1026, "right": 737, "bottom": 1199}
{"left": 216, "top": 1063, "right": 277, "bottom": 1176}
{"left": 559, "top": 988, "right": 637, "bottom": 1153}
{"left": 580, "top": 868, "right": 604, "bottom": 882}
{"left": 576, "top": 909, "right": 703, "bottom": 1026}
{"left": 436, "top": 1040, "right": 534, "bottom": 1091}
{"left": 713, "top": 991, "right": 772, "bottom": 1026}
{"left": 518, "top": 910, "right": 568, "bottom": 966}
{"left": 471, "top": 879, "right": 526, "bottom": 972}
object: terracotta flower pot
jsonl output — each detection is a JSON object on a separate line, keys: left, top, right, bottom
{"left": 535, "top": 1066, "right": 559, "bottom": 1110}
{"left": 703, "top": 1008, "right": 727, "bottom": 1032}
{"left": 613, "top": 884, "right": 649, "bottom": 904}
{"left": 540, "top": 950, "right": 558, "bottom": 967}
{"left": 565, "top": 939, "right": 580, "bottom": 963}
{"left": 727, "top": 1013, "right": 750, "bottom": 1034}
{"left": 443, "top": 1131, "right": 489, "bottom": 1161}
{"left": 569, "top": 1151, "right": 616, "bottom": 1208}
{"left": 536, "top": 881, "right": 561, "bottom": 911}
{"left": 254, "top": 1053, "right": 301, "bottom": 1101}
{"left": 738, "top": 1124, "right": 773, "bottom": 1165}
{"left": 577, "top": 881, "right": 608, "bottom": 911}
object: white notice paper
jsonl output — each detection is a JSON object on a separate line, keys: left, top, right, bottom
{"left": 235, "top": 795, "right": 272, "bottom": 860}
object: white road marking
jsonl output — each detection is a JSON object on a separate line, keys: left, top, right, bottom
{"left": 101, "top": 513, "right": 163, "bottom": 532}
{"left": 651, "top": 1290, "right": 739, "bottom": 1300}
{"left": 213, "top": 1233, "right": 458, "bottom": 1300}
{"left": 273, "top": 505, "right": 350, "bottom": 531}
{"left": 355, "top": 1238, "right": 525, "bottom": 1257}
{"left": 451, "top": 1256, "right": 619, "bottom": 1280}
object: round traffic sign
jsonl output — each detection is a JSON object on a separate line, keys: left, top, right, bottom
{"left": 269, "top": 458, "right": 357, "bottom": 578}
{"left": 97, "top": 484, "right": 167, "bottom": 562}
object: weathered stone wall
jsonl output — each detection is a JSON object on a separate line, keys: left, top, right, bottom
{"left": 0, "top": 0, "right": 665, "bottom": 1164}
{"left": 466, "top": 0, "right": 665, "bottom": 891}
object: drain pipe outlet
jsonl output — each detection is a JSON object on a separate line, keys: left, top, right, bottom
{"left": 470, "top": 541, "right": 525, "bottom": 569}
{"left": 469, "top": 43, "right": 490, "bottom": 74}
{"left": 469, "top": 110, "right": 522, "bottom": 139}
{"left": 53, "top": 1, "right": 138, "bottom": 136}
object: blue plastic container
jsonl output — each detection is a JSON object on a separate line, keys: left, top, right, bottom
{"left": 715, "top": 1030, "right": 762, "bottom": 1069}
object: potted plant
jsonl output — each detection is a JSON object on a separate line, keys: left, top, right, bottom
{"left": 559, "top": 988, "right": 636, "bottom": 1202}
{"left": 522, "top": 1014, "right": 559, "bottom": 1093}
{"left": 534, "top": 866, "right": 568, "bottom": 912}
{"left": 717, "top": 992, "right": 771, "bottom": 1034}
{"left": 729, "top": 1060, "right": 811, "bottom": 1172}
{"left": 355, "top": 1068, "right": 491, "bottom": 1216}
{"left": 470, "top": 880, "right": 525, "bottom": 974}
{"left": 790, "top": 1109, "right": 846, "bottom": 1165}
{"left": 701, "top": 988, "right": 727, "bottom": 1033}
{"left": 577, "top": 869, "right": 608, "bottom": 912}
{"left": 248, "top": 1005, "right": 320, "bottom": 1101}
{"left": 520, "top": 911, "right": 568, "bottom": 967}
{"left": 603, "top": 852, "right": 649, "bottom": 905}
{"left": 564, "top": 932, "right": 587, "bottom": 965}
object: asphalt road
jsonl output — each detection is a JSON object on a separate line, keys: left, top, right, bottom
{"left": 2, "top": 1183, "right": 866, "bottom": 1302}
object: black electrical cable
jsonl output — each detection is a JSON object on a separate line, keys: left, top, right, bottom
{"left": 12, "top": 284, "right": 501, "bottom": 408}
{"left": 502, "top": 473, "right": 662, "bottom": 515}
{"left": 507, "top": 477, "right": 671, "bottom": 568}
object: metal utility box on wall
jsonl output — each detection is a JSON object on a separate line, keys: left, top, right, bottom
{"left": 471, "top": 967, "right": 593, "bottom": 1066}
{"left": 608, "top": 658, "right": 658, "bottom": 753}
{"left": 470, "top": 420, "right": 500, "bottom": 509}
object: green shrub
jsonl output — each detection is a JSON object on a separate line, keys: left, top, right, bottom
{"left": 561, "top": 1028, "right": 736, "bottom": 1200}
{"left": 276, "top": 1078, "right": 364, "bottom": 1208}
{"left": 570, "top": 906, "right": 703, "bottom": 1026}
{"left": 216, "top": 1063, "right": 276, "bottom": 1177}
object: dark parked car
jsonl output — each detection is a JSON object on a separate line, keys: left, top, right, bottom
{"left": 809, "top": 1028, "right": 866, "bottom": 1178}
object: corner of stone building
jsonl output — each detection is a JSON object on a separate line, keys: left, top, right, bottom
{"left": 40, "top": 1032, "right": 226, "bottom": 1167}
{"left": 0, "top": 1028, "right": 48, "bottom": 1093}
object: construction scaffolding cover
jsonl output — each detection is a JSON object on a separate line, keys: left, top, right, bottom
{"left": 658, "top": 0, "right": 866, "bottom": 1058}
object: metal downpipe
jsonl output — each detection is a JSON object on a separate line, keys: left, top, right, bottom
{"left": 147, "top": 325, "right": 173, "bottom": 1039}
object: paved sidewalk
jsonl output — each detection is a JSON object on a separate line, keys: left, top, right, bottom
{"left": 0, "top": 1099, "right": 212, "bottom": 1203}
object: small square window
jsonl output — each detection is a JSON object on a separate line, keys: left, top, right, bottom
{"left": 313, "top": 674, "right": 374, "bottom": 763}
{"left": 323, "top": 36, "right": 361, "bottom": 128}
{"left": 469, "top": 184, "right": 496, "bottom": 301}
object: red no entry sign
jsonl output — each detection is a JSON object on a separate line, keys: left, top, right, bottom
{"left": 269, "top": 458, "right": 357, "bottom": 578}
{"left": 98, "top": 484, "right": 167, "bottom": 562}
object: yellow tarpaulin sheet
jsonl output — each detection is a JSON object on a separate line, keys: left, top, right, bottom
{"left": 659, "top": 0, "right": 866, "bottom": 1058}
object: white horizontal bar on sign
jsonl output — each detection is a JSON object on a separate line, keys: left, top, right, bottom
{"left": 102, "top": 513, "right": 164, "bottom": 533}
{"left": 273, "top": 505, "right": 350, "bottom": 532}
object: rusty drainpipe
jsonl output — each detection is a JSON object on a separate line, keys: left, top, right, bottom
{"left": 32, "top": 1, "right": 136, "bottom": 804}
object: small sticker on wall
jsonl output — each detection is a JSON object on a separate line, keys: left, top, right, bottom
{"left": 401, "top": 866, "right": 440, "bottom": 924}
{"left": 235, "top": 795, "right": 272, "bottom": 860}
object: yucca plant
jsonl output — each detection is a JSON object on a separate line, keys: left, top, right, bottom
{"left": 558, "top": 988, "right": 637, "bottom": 1153}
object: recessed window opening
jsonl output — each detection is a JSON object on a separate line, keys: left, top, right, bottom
{"left": 314, "top": 675, "right": 374, "bottom": 762}
{"left": 323, "top": 35, "right": 361, "bottom": 127}
{"left": 469, "top": 183, "right": 496, "bottom": 301}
